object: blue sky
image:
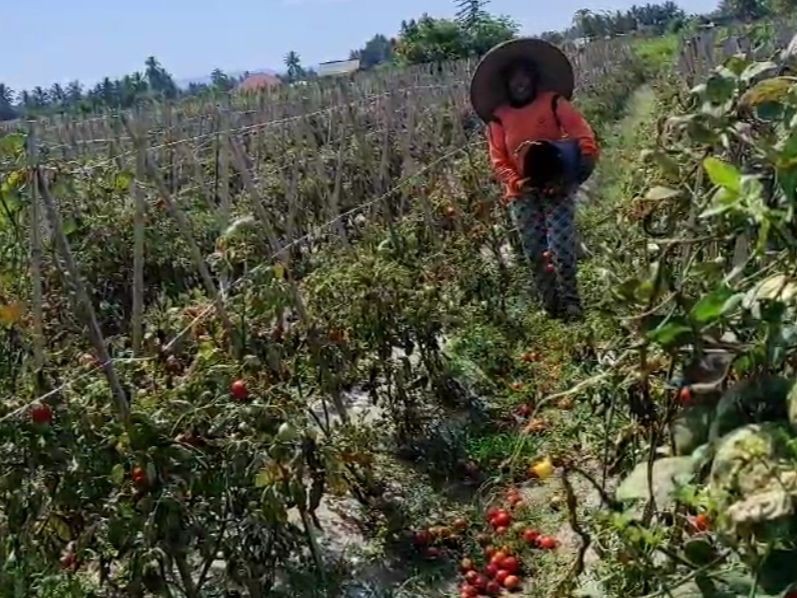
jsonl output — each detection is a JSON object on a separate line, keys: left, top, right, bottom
{"left": 5, "top": 0, "right": 718, "bottom": 92}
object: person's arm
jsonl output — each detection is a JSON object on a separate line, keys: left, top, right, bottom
{"left": 487, "top": 121, "right": 524, "bottom": 199}
{"left": 557, "top": 99, "right": 599, "bottom": 159}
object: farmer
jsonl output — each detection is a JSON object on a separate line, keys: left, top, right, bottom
{"left": 470, "top": 38, "right": 599, "bottom": 321}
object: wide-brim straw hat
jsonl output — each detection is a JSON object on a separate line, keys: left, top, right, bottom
{"left": 470, "top": 38, "right": 575, "bottom": 123}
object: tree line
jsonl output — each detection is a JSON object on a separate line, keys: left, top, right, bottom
{"left": 3, "top": 0, "right": 782, "bottom": 122}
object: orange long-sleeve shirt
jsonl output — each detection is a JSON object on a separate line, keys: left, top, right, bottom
{"left": 486, "top": 91, "right": 599, "bottom": 199}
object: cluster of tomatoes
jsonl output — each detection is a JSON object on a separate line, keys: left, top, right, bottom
{"left": 454, "top": 488, "right": 559, "bottom": 597}
{"left": 458, "top": 550, "right": 521, "bottom": 596}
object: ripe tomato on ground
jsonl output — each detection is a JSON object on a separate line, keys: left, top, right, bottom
{"left": 538, "top": 536, "right": 558, "bottom": 550}
{"left": 492, "top": 511, "right": 511, "bottom": 528}
{"left": 490, "top": 551, "right": 508, "bottom": 566}
{"left": 495, "top": 570, "right": 510, "bottom": 585}
{"left": 30, "top": 402, "right": 53, "bottom": 425}
{"left": 501, "top": 556, "right": 520, "bottom": 574}
{"left": 460, "top": 584, "right": 479, "bottom": 598}
{"left": 504, "top": 574, "right": 521, "bottom": 590}
{"left": 230, "top": 379, "right": 249, "bottom": 401}
{"left": 522, "top": 528, "right": 540, "bottom": 545}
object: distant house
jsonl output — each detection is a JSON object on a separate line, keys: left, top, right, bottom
{"left": 238, "top": 73, "right": 281, "bottom": 93}
{"left": 317, "top": 59, "right": 361, "bottom": 78}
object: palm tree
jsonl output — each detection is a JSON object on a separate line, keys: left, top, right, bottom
{"left": 573, "top": 8, "right": 595, "bottom": 38}
{"left": 67, "top": 80, "right": 83, "bottom": 105}
{"left": 0, "top": 84, "right": 13, "bottom": 106}
{"left": 31, "top": 86, "right": 49, "bottom": 108}
{"left": 284, "top": 51, "right": 304, "bottom": 82}
{"left": 455, "top": 0, "right": 489, "bottom": 28}
{"left": 0, "top": 84, "right": 15, "bottom": 120}
{"left": 49, "top": 83, "right": 66, "bottom": 107}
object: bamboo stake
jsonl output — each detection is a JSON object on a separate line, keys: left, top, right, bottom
{"left": 131, "top": 120, "right": 147, "bottom": 355}
{"left": 26, "top": 123, "right": 47, "bottom": 386}
{"left": 36, "top": 169, "right": 130, "bottom": 425}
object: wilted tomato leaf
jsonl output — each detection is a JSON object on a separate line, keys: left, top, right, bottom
{"left": 0, "top": 302, "right": 24, "bottom": 327}
{"left": 645, "top": 186, "right": 681, "bottom": 201}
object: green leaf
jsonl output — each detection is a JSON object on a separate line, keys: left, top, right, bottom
{"left": 110, "top": 463, "right": 126, "bottom": 485}
{"left": 705, "top": 72, "right": 737, "bottom": 104}
{"left": 641, "top": 150, "right": 681, "bottom": 177}
{"left": 704, "top": 157, "right": 741, "bottom": 193}
{"left": 62, "top": 217, "right": 79, "bottom": 237}
{"left": 114, "top": 171, "right": 134, "bottom": 192}
{"left": 647, "top": 320, "right": 692, "bottom": 348}
{"left": 683, "top": 537, "right": 716, "bottom": 565}
{"left": 724, "top": 55, "right": 749, "bottom": 76}
{"left": 0, "top": 134, "right": 25, "bottom": 158}
{"left": 690, "top": 286, "right": 737, "bottom": 325}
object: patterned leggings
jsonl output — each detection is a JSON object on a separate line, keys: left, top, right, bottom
{"left": 509, "top": 192, "right": 581, "bottom": 313}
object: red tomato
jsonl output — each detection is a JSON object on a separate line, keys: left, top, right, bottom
{"left": 493, "top": 511, "right": 512, "bottom": 528}
{"left": 538, "top": 536, "right": 558, "bottom": 550}
{"left": 460, "top": 558, "right": 475, "bottom": 573}
{"left": 503, "top": 575, "right": 521, "bottom": 590}
{"left": 490, "top": 551, "right": 508, "bottom": 566}
{"left": 501, "top": 556, "right": 520, "bottom": 574}
{"left": 425, "top": 546, "right": 441, "bottom": 559}
{"left": 522, "top": 528, "right": 540, "bottom": 545}
{"left": 486, "top": 580, "right": 502, "bottom": 596}
{"left": 131, "top": 466, "right": 148, "bottom": 489}
{"left": 495, "top": 526, "right": 508, "bottom": 536}
{"left": 473, "top": 575, "right": 488, "bottom": 592}
{"left": 544, "top": 263, "right": 556, "bottom": 273}
{"left": 485, "top": 563, "right": 499, "bottom": 578}
{"left": 453, "top": 517, "right": 469, "bottom": 532}
{"left": 678, "top": 386, "right": 693, "bottom": 405}
{"left": 542, "top": 250, "right": 553, "bottom": 261}
{"left": 484, "top": 545, "right": 497, "bottom": 559}
{"left": 690, "top": 513, "right": 710, "bottom": 532}
{"left": 230, "top": 379, "right": 249, "bottom": 401}
{"left": 495, "top": 570, "right": 510, "bottom": 586}
{"left": 461, "top": 585, "right": 479, "bottom": 598}
{"left": 486, "top": 506, "right": 500, "bottom": 520}
{"left": 413, "top": 530, "right": 431, "bottom": 547}
{"left": 30, "top": 403, "right": 53, "bottom": 425}
{"left": 465, "top": 570, "right": 480, "bottom": 584}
